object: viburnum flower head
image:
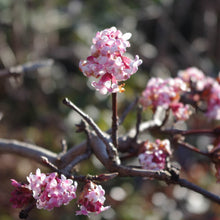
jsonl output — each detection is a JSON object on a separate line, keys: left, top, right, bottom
{"left": 139, "top": 77, "right": 191, "bottom": 121}
{"left": 178, "top": 67, "right": 220, "bottom": 120}
{"left": 138, "top": 139, "right": 172, "bottom": 170}
{"left": 79, "top": 27, "right": 142, "bottom": 94}
{"left": 27, "top": 168, "right": 77, "bottom": 210}
{"left": 76, "top": 181, "right": 110, "bottom": 216}
{"left": 178, "top": 67, "right": 207, "bottom": 91}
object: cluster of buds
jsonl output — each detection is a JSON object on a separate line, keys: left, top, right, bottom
{"left": 138, "top": 139, "right": 172, "bottom": 170}
{"left": 27, "top": 169, "right": 77, "bottom": 210}
{"left": 79, "top": 26, "right": 142, "bottom": 94}
{"left": 76, "top": 181, "right": 110, "bottom": 216}
{"left": 139, "top": 77, "right": 191, "bottom": 121}
{"left": 178, "top": 67, "right": 220, "bottom": 120}
{"left": 140, "top": 67, "right": 220, "bottom": 121}
{"left": 10, "top": 169, "right": 109, "bottom": 216}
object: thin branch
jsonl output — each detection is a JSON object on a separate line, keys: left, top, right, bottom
{"left": 63, "top": 98, "right": 120, "bottom": 164}
{"left": 177, "top": 178, "right": 220, "bottom": 204}
{"left": 164, "top": 128, "right": 217, "bottom": 136}
{"left": 0, "top": 59, "right": 54, "bottom": 78}
{"left": 177, "top": 140, "right": 210, "bottom": 156}
{"left": 126, "top": 106, "right": 165, "bottom": 138}
{"left": 64, "top": 152, "right": 92, "bottom": 173}
{"left": 114, "top": 164, "right": 220, "bottom": 204}
{"left": 0, "top": 138, "right": 58, "bottom": 164}
{"left": 72, "top": 172, "right": 118, "bottom": 182}
{"left": 111, "top": 93, "right": 118, "bottom": 148}
{"left": 41, "top": 156, "right": 59, "bottom": 172}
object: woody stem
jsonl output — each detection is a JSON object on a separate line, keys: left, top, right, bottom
{"left": 112, "top": 93, "right": 118, "bottom": 148}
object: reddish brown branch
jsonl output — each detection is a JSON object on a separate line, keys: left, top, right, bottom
{"left": 63, "top": 97, "right": 120, "bottom": 164}
{"left": 111, "top": 93, "right": 118, "bottom": 148}
{"left": 177, "top": 140, "right": 210, "bottom": 156}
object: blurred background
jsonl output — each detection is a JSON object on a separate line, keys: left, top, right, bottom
{"left": 0, "top": 0, "right": 220, "bottom": 219}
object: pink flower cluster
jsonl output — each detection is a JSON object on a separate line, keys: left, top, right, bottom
{"left": 10, "top": 179, "right": 33, "bottom": 208}
{"left": 140, "top": 67, "right": 220, "bottom": 121}
{"left": 27, "top": 169, "right": 77, "bottom": 210}
{"left": 79, "top": 27, "right": 142, "bottom": 94}
{"left": 76, "top": 181, "right": 110, "bottom": 216}
{"left": 139, "top": 77, "right": 191, "bottom": 121}
{"left": 138, "top": 139, "right": 172, "bottom": 170}
{"left": 178, "top": 67, "right": 207, "bottom": 91}
{"left": 178, "top": 67, "right": 220, "bottom": 120}
{"left": 10, "top": 169, "right": 110, "bottom": 216}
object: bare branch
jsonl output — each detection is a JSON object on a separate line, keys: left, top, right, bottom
{"left": 111, "top": 93, "right": 119, "bottom": 148}
{"left": 0, "top": 59, "right": 54, "bottom": 78}
{"left": 113, "top": 164, "right": 220, "bottom": 204}
{"left": 63, "top": 98, "right": 120, "bottom": 164}
{"left": 177, "top": 178, "right": 220, "bottom": 204}
{"left": 0, "top": 138, "right": 58, "bottom": 164}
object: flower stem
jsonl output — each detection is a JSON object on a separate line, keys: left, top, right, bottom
{"left": 112, "top": 93, "right": 118, "bottom": 148}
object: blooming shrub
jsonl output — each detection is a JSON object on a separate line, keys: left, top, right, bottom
{"left": 140, "top": 67, "right": 220, "bottom": 121}
{"left": 7, "top": 27, "right": 220, "bottom": 219}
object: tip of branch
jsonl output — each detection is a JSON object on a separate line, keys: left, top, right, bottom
{"left": 63, "top": 97, "right": 69, "bottom": 104}
{"left": 62, "top": 97, "right": 69, "bottom": 105}
{"left": 41, "top": 156, "right": 49, "bottom": 163}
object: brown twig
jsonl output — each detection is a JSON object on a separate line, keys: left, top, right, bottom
{"left": 0, "top": 138, "right": 58, "bottom": 165}
{"left": 62, "top": 98, "right": 120, "bottom": 164}
{"left": 0, "top": 59, "right": 54, "bottom": 78}
{"left": 111, "top": 93, "right": 118, "bottom": 148}
{"left": 164, "top": 128, "right": 217, "bottom": 136}
{"left": 177, "top": 140, "right": 210, "bottom": 156}
{"left": 177, "top": 178, "right": 220, "bottom": 204}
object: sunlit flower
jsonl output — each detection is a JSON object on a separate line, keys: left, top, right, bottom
{"left": 178, "top": 67, "right": 206, "bottom": 91}
{"left": 27, "top": 169, "right": 77, "bottom": 210}
{"left": 79, "top": 27, "right": 142, "bottom": 94}
{"left": 139, "top": 77, "right": 191, "bottom": 121}
{"left": 138, "top": 139, "right": 172, "bottom": 170}
{"left": 204, "top": 81, "right": 220, "bottom": 120}
{"left": 76, "top": 181, "right": 110, "bottom": 216}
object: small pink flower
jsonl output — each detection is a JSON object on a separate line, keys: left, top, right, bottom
{"left": 138, "top": 139, "right": 172, "bottom": 170}
{"left": 10, "top": 179, "right": 33, "bottom": 208}
{"left": 27, "top": 169, "right": 77, "bottom": 211}
{"left": 178, "top": 67, "right": 206, "bottom": 91}
{"left": 80, "top": 27, "right": 142, "bottom": 94}
{"left": 139, "top": 77, "right": 190, "bottom": 121}
{"left": 170, "top": 102, "right": 191, "bottom": 121}
{"left": 76, "top": 181, "right": 110, "bottom": 216}
{"left": 205, "top": 82, "right": 220, "bottom": 120}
